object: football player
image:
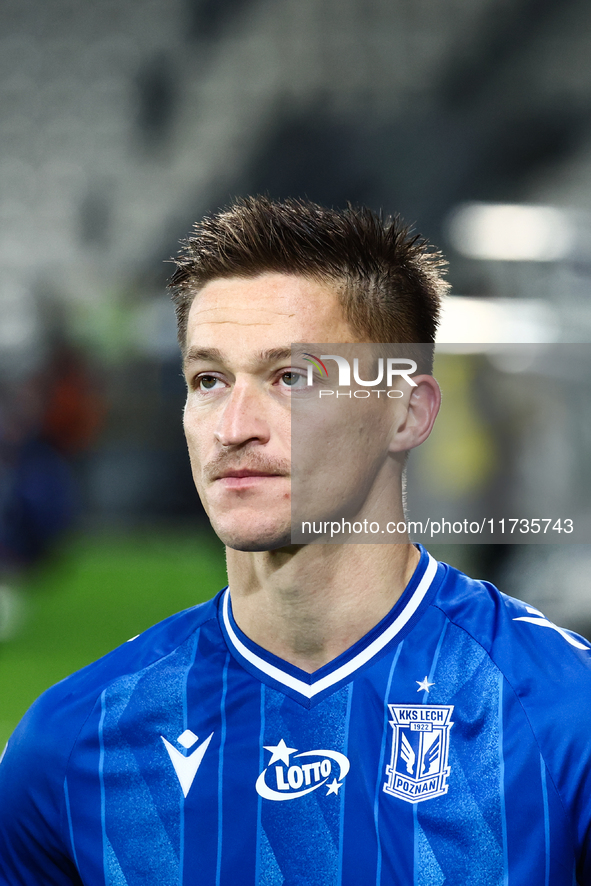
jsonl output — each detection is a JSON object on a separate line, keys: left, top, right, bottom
{"left": 1, "top": 197, "right": 590, "bottom": 885}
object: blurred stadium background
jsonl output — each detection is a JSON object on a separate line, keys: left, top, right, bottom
{"left": 2, "top": 0, "right": 591, "bottom": 747}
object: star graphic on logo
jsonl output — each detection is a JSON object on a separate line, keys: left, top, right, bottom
{"left": 326, "top": 778, "right": 342, "bottom": 796}
{"left": 264, "top": 738, "right": 297, "bottom": 765}
{"left": 416, "top": 676, "right": 435, "bottom": 693}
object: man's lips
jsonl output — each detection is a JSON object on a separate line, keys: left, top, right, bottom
{"left": 213, "top": 469, "right": 287, "bottom": 489}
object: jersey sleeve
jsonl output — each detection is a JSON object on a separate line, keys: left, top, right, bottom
{"left": 521, "top": 625, "right": 591, "bottom": 885}
{"left": 0, "top": 600, "right": 217, "bottom": 885}
{"left": 0, "top": 689, "right": 83, "bottom": 886}
{"left": 490, "top": 591, "right": 591, "bottom": 884}
{"left": 434, "top": 569, "right": 591, "bottom": 883}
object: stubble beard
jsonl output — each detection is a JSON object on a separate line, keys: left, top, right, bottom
{"left": 200, "top": 458, "right": 293, "bottom": 552}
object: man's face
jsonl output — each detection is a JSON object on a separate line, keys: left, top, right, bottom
{"left": 182, "top": 272, "right": 402, "bottom": 551}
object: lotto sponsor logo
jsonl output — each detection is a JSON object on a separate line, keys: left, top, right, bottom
{"left": 256, "top": 738, "right": 350, "bottom": 801}
{"left": 384, "top": 704, "right": 454, "bottom": 804}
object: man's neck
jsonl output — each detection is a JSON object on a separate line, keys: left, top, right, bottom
{"left": 225, "top": 542, "right": 420, "bottom": 673}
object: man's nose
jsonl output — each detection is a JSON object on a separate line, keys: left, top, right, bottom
{"left": 214, "top": 382, "right": 270, "bottom": 448}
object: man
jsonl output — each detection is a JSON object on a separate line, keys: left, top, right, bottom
{"left": 1, "top": 196, "right": 591, "bottom": 885}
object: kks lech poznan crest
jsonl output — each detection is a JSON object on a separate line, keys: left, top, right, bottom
{"left": 384, "top": 704, "right": 454, "bottom": 803}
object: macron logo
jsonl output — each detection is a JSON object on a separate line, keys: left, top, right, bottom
{"left": 161, "top": 729, "right": 213, "bottom": 797}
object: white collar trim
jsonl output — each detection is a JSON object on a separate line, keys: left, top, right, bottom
{"left": 222, "top": 553, "right": 438, "bottom": 699}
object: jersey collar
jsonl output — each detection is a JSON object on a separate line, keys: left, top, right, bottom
{"left": 219, "top": 546, "right": 441, "bottom": 706}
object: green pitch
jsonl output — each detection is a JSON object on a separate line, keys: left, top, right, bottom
{"left": 0, "top": 529, "right": 227, "bottom": 750}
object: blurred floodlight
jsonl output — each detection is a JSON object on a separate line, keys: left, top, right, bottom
{"left": 437, "top": 296, "right": 557, "bottom": 347}
{"left": 446, "top": 203, "right": 574, "bottom": 261}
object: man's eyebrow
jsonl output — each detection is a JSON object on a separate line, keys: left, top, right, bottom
{"left": 184, "top": 346, "right": 294, "bottom": 366}
{"left": 258, "top": 347, "right": 293, "bottom": 363}
{"left": 184, "top": 347, "right": 224, "bottom": 365}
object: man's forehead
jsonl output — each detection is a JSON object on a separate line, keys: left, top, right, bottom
{"left": 188, "top": 304, "right": 296, "bottom": 324}
{"left": 190, "top": 273, "right": 324, "bottom": 307}
{"left": 185, "top": 272, "right": 358, "bottom": 345}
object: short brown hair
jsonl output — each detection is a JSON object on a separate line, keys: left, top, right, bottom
{"left": 169, "top": 196, "right": 449, "bottom": 368}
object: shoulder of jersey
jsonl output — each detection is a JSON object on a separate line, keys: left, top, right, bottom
{"left": 3, "top": 592, "right": 223, "bottom": 766}
{"left": 433, "top": 562, "right": 591, "bottom": 696}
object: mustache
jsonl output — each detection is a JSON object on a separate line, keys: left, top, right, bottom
{"left": 204, "top": 452, "right": 291, "bottom": 482}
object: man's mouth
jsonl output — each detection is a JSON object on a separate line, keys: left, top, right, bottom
{"left": 214, "top": 469, "right": 286, "bottom": 489}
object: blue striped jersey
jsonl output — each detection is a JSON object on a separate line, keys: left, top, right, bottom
{"left": 1, "top": 545, "right": 591, "bottom": 885}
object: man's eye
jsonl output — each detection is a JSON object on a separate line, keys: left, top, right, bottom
{"left": 197, "top": 375, "right": 221, "bottom": 391}
{"left": 281, "top": 371, "right": 304, "bottom": 387}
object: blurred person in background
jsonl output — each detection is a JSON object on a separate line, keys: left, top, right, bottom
{"left": 0, "top": 344, "right": 105, "bottom": 642}
{"left": 1, "top": 198, "right": 591, "bottom": 885}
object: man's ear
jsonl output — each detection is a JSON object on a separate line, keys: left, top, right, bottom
{"left": 388, "top": 375, "right": 441, "bottom": 453}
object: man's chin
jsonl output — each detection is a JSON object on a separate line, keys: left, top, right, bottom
{"left": 212, "top": 520, "right": 293, "bottom": 552}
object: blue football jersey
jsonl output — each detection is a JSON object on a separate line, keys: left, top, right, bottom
{"left": 1, "top": 545, "right": 591, "bottom": 885}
